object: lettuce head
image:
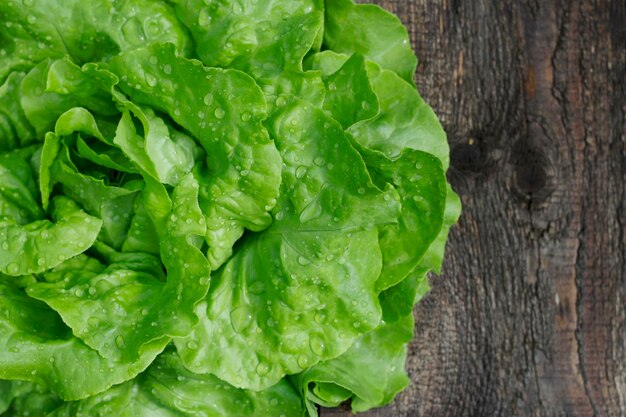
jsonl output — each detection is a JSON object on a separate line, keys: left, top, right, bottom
{"left": 0, "top": 0, "right": 460, "bottom": 415}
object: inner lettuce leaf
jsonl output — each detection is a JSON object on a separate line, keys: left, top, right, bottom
{"left": 171, "top": 0, "right": 327, "bottom": 106}
{"left": 107, "top": 43, "right": 282, "bottom": 270}
{"left": 19, "top": 58, "right": 120, "bottom": 139}
{"left": 26, "top": 173, "right": 210, "bottom": 363}
{"left": 0, "top": 1, "right": 459, "bottom": 416}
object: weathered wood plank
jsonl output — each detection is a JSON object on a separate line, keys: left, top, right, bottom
{"left": 322, "top": 0, "right": 625, "bottom": 416}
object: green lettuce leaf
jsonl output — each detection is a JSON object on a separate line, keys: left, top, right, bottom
{"left": 0, "top": 72, "right": 35, "bottom": 151}
{"left": 27, "top": 173, "right": 211, "bottom": 364}
{"left": 309, "top": 51, "right": 449, "bottom": 169}
{"left": 413, "top": 185, "right": 462, "bottom": 275}
{"left": 0, "top": 146, "right": 43, "bottom": 224}
{"left": 120, "top": 192, "right": 160, "bottom": 255}
{"left": 171, "top": 0, "right": 323, "bottom": 74}
{"left": 0, "top": 381, "right": 12, "bottom": 414}
{"left": 0, "top": 381, "right": 61, "bottom": 417}
{"left": 0, "top": 196, "right": 102, "bottom": 276}
{"left": 363, "top": 149, "right": 447, "bottom": 292}
{"left": 39, "top": 108, "right": 140, "bottom": 248}
{"left": 323, "top": 0, "right": 417, "bottom": 83}
{"left": 349, "top": 63, "right": 450, "bottom": 169}
{"left": 175, "top": 97, "right": 400, "bottom": 391}
{"left": 19, "top": 58, "right": 119, "bottom": 139}
{"left": 319, "top": 53, "right": 379, "bottom": 129}
{"left": 0, "top": 281, "right": 163, "bottom": 400}
{"left": 108, "top": 43, "right": 282, "bottom": 270}
{"left": 294, "top": 314, "right": 414, "bottom": 415}
{"left": 50, "top": 351, "right": 304, "bottom": 417}
{"left": 308, "top": 50, "right": 450, "bottom": 290}
{"left": 0, "top": 0, "right": 191, "bottom": 82}
{"left": 0, "top": 380, "right": 32, "bottom": 414}
{"left": 379, "top": 270, "right": 430, "bottom": 323}
{"left": 172, "top": 0, "right": 327, "bottom": 108}
{"left": 112, "top": 107, "right": 196, "bottom": 187}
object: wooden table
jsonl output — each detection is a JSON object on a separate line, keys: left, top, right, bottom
{"left": 323, "top": 1, "right": 625, "bottom": 416}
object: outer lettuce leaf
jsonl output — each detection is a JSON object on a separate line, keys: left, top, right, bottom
{"left": 309, "top": 51, "right": 450, "bottom": 169}
{"left": 175, "top": 98, "right": 400, "bottom": 391}
{"left": 307, "top": 51, "right": 454, "bottom": 296}
{"left": 379, "top": 270, "right": 430, "bottom": 323}
{"left": 363, "top": 149, "right": 447, "bottom": 292}
{"left": 0, "top": 281, "right": 163, "bottom": 401}
{"left": 294, "top": 314, "right": 414, "bottom": 416}
{"left": 50, "top": 351, "right": 304, "bottom": 417}
{"left": 349, "top": 63, "right": 450, "bottom": 169}
{"left": 413, "top": 185, "right": 462, "bottom": 275}
{"left": 323, "top": 0, "right": 417, "bottom": 83}
{"left": 108, "top": 43, "right": 282, "bottom": 269}
{"left": 27, "top": 173, "right": 211, "bottom": 364}
{"left": 0, "top": 381, "right": 61, "bottom": 417}
{"left": 0, "top": 72, "right": 35, "bottom": 151}
{"left": 0, "top": 0, "right": 191, "bottom": 82}
{"left": 0, "top": 196, "right": 101, "bottom": 276}
{"left": 0, "top": 146, "right": 43, "bottom": 224}
{"left": 377, "top": 186, "right": 460, "bottom": 323}
{"left": 26, "top": 253, "right": 169, "bottom": 363}
{"left": 308, "top": 51, "right": 449, "bottom": 290}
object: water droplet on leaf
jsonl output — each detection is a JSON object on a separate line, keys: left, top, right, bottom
{"left": 309, "top": 337, "right": 325, "bottom": 355}
{"left": 115, "top": 335, "right": 126, "bottom": 349}
{"left": 256, "top": 362, "right": 270, "bottom": 376}
{"left": 214, "top": 108, "right": 226, "bottom": 119}
{"left": 230, "top": 306, "right": 253, "bottom": 333}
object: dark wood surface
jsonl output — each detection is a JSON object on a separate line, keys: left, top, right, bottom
{"left": 323, "top": 0, "right": 625, "bottom": 416}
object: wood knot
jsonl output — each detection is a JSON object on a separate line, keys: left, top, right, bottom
{"left": 512, "top": 142, "right": 553, "bottom": 205}
{"left": 450, "top": 137, "right": 489, "bottom": 173}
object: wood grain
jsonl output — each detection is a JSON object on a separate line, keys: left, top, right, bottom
{"left": 322, "top": 0, "right": 625, "bottom": 416}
